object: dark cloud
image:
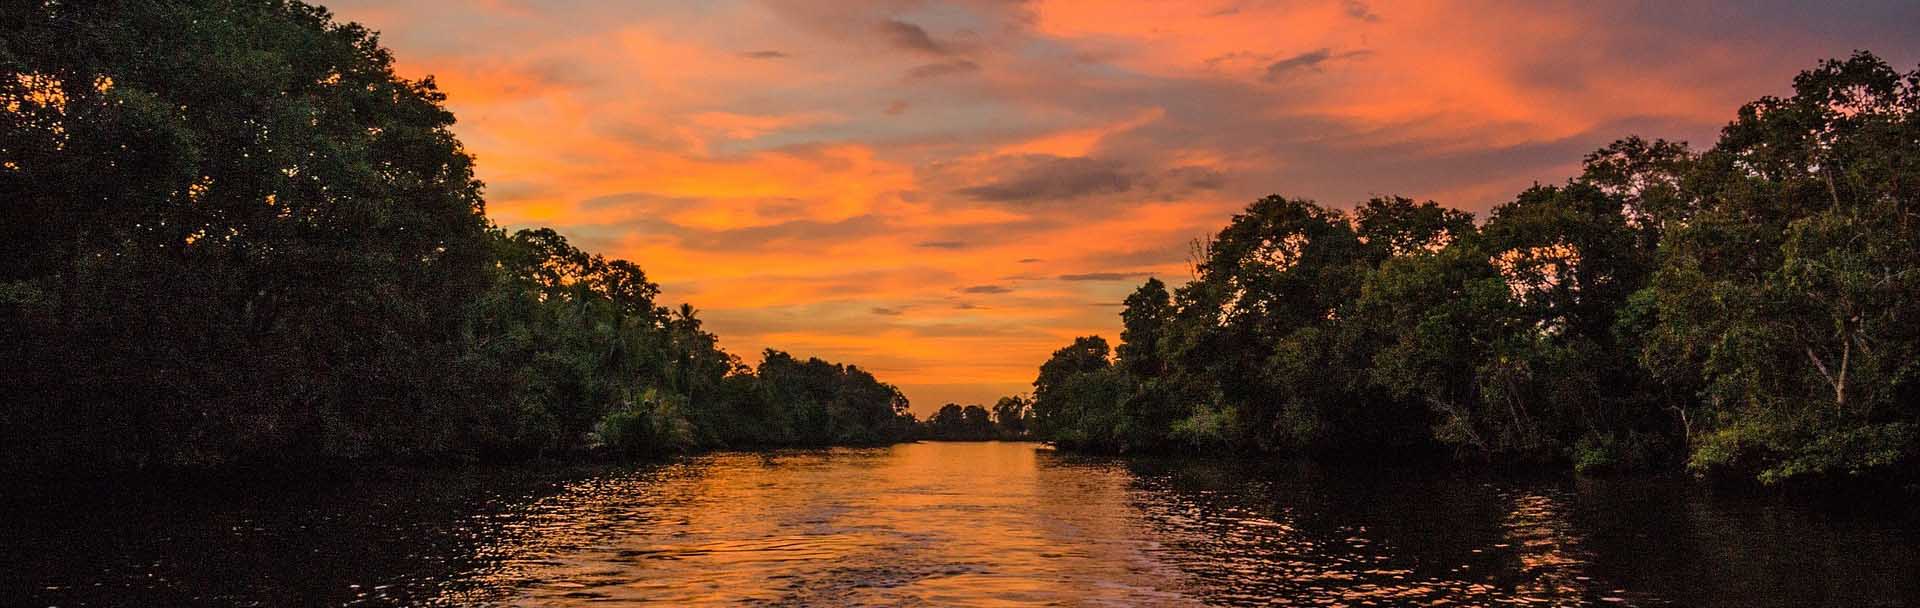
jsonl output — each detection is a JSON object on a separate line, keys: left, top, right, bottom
{"left": 1058, "top": 272, "right": 1149, "bottom": 281}
{"left": 1100, "top": 243, "right": 1194, "bottom": 268}
{"left": 1342, "top": 0, "right": 1381, "bottom": 22}
{"left": 907, "top": 59, "right": 980, "bottom": 79}
{"left": 957, "top": 156, "right": 1135, "bottom": 203}
{"left": 1145, "top": 165, "right": 1229, "bottom": 199}
{"left": 579, "top": 191, "right": 698, "bottom": 210}
{"left": 880, "top": 19, "right": 948, "bottom": 55}
{"left": 909, "top": 322, "right": 1034, "bottom": 338}
{"left": 958, "top": 285, "right": 1013, "bottom": 294}
{"left": 954, "top": 302, "right": 986, "bottom": 310}
{"left": 625, "top": 214, "right": 889, "bottom": 252}
{"left": 871, "top": 306, "right": 906, "bottom": 316}
{"left": 1017, "top": 258, "right": 1042, "bottom": 264}
{"left": 484, "top": 179, "right": 547, "bottom": 203}
{"left": 741, "top": 50, "right": 788, "bottom": 59}
{"left": 1264, "top": 48, "right": 1370, "bottom": 82}
{"left": 1203, "top": 51, "right": 1264, "bottom": 69}
{"left": 1267, "top": 48, "right": 1334, "bottom": 76}
{"left": 916, "top": 240, "right": 968, "bottom": 249}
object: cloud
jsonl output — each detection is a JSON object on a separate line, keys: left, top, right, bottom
{"left": 916, "top": 240, "right": 968, "bottom": 249}
{"left": 871, "top": 306, "right": 907, "bottom": 316}
{"left": 645, "top": 214, "right": 892, "bottom": 253}
{"left": 1342, "top": 0, "right": 1380, "bottom": 23}
{"left": 959, "top": 285, "right": 1013, "bottom": 294}
{"left": 880, "top": 18, "right": 949, "bottom": 55}
{"left": 1147, "top": 165, "right": 1229, "bottom": 199}
{"left": 907, "top": 59, "right": 980, "bottom": 79}
{"left": 325, "top": 0, "right": 1920, "bottom": 414}
{"left": 1058, "top": 272, "right": 1148, "bottom": 281}
{"left": 1264, "top": 48, "right": 1371, "bottom": 82}
{"left": 956, "top": 155, "right": 1135, "bottom": 203}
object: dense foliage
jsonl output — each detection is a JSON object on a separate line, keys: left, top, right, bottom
{"left": 918, "top": 396, "right": 1033, "bottom": 441}
{"left": 0, "top": 0, "right": 913, "bottom": 473}
{"left": 1030, "top": 53, "right": 1920, "bottom": 484}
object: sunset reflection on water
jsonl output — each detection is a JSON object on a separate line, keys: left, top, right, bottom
{"left": 9, "top": 442, "right": 1918, "bottom": 607}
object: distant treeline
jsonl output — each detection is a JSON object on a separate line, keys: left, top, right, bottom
{"left": 0, "top": 1, "right": 917, "bottom": 473}
{"left": 916, "top": 397, "right": 1034, "bottom": 441}
{"left": 1028, "top": 53, "right": 1920, "bottom": 485}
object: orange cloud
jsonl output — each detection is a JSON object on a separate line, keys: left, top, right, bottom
{"left": 326, "top": 0, "right": 1919, "bottom": 412}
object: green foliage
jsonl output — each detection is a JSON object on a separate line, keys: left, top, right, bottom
{"left": 1168, "top": 404, "right": 1239, "bottom": 452}
{"left": 1026, "top": 52, "right": 1920, "bottom": 485}
{"left": 3, "top": 0, "right": 494, "bottom": 468}
{"left": 0, "top": 0, "right": 913, "bottom": 473}
{"left": 1031, "top": 335, "right": 1117, "bottom": 439}
{"left": 990, "top": 395, "right": 1034, "bottom": 438}
{"left": 754, "top": 350, "right": 915, "bottom": 446}
{"left": 923, "top": 403, "right": 998, "bottom": 440}
{"left": 1647, "top": 52, "right": 1920, "bottom": 483}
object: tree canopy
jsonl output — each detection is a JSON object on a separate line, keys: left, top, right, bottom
{"left": 0, "top": 0, "right": 915, "bottom": 473}
{"left": 1027, "top": 52, "right": 1920, "bottom": 485}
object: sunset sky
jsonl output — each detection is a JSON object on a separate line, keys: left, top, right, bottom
{"left": 326, "top": 0, "right": 1917, "bottom": 414}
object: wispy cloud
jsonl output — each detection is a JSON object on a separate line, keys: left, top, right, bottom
{"left": 959, "top": 285, "right": 1014, "bottom": 294}
{"left": 1059, "top": 272, "right": 1149, "bottom": 281}
{"left": 326, "top": 0, "right": 1920, "bottom": 412}
{"left": 1342, "top": 0, "right": 1380, "bottom": 23}
{"left": 880, "top": 18, "right": 950, "bottom": 55}
{"left": 957, "top": 156, "right": 1134, "bottom": 203}
{"left": 1263, "top": 47, "right": 1371, "bottom": 82}
{"left": 906, "top": 59, "right": 980, "bottom": 80}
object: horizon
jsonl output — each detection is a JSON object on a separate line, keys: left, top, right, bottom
{"left": 323, "top": 0, "right": 1918, "bottom": 413}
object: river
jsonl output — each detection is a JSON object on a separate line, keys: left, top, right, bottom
{"left": 7, "top": 441, "right": 1917, "bottom": 606}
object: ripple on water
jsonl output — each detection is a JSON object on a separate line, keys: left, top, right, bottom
{"left": 8, "top": 443, "right": 1920, "bottom": 607}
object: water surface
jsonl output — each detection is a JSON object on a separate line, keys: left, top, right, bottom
{"left": 8, "top": 442, "right": 1917, "bottom": 606}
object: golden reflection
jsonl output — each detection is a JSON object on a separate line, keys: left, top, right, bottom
{"left": 414, "top": 446, "right": 1674, "bottom": 607}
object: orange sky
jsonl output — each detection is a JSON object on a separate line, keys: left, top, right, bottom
{"left": 326, "top": 0, "right": 1917, "bottom": 414}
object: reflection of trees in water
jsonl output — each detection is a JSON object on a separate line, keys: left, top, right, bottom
{"left": 427, "top": 462, "right": 695, "bottom": 606}
{"left": 1111, "top": 458, "right": 1646, "bottom": 607}
{"left": 1494, "top": 488, "right": 1616, "bottom": 605}
{"left": 1566, "top": 476, "right": 1920, "bottom": 608}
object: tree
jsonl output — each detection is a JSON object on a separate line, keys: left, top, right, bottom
{"left": 1647, "top": 52, "right": 1920, "bottom": 482}
{"left": 1355, "top": 196, "right": 1475, "bottom": 262}
{"left": 991, "top": 395, "right": 1034, "bottom": 438}
{"left": 925, "top": 403, "right": 996, "bottom": 440}
{"left": 1031, "top": 335, "right": 1116, "bottom": 441}
{"left": 1023, "top": 53, "right": 1920, "bottom": 483}
{"left": 2, "top": 0, "right": 494, "bottom": 468}
{"left": 0, "top": 0, "right": 920, "bottom": 473}
{"left": 1117, "top": 278, "right": 1173, "bottom": 378}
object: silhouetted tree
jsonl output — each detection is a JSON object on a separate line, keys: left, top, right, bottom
{"left": 0, "top": 0, "right": 916, "bottom": 474}
{"left": 1025, "top": 52, "right": 1920, "bottom": 484}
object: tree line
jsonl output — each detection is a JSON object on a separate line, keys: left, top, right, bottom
{"left": 1028, "top": 52, "right": 1920, "bottom": 485}
{"left": 0, "top": 0, "right": 918, "bottom": 473}
{"left": 916, "top": 397, "right": 1034, "bottom": 441}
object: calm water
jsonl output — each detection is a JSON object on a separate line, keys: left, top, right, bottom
{"left": 7, "top": 442, "right": 1918, "bottom": 607}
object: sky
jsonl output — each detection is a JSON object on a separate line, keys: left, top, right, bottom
{"left": 324, "top": 0, "right": 1918, "bottom": 414}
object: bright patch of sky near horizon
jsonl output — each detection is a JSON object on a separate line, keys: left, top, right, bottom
{"left": 326, "top": 0, "right": 1917, "bottom": 415}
